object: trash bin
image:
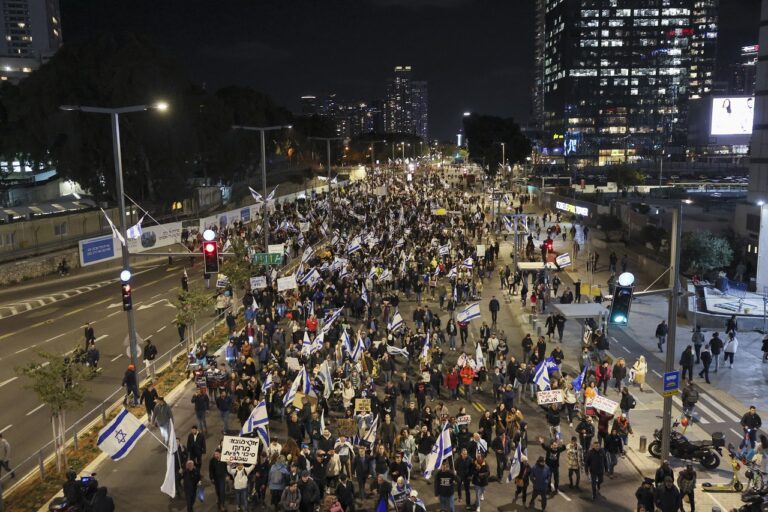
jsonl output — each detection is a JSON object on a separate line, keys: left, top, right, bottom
{"left": 638, "top": 435, "right": 647, "bottom": 453}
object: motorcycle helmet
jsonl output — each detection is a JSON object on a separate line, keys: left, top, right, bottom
{"left": 680, "top": 417, "right": 690, "bottom": 427}
{"left": 745, "top": 469, "right": 754, "bottom": 480}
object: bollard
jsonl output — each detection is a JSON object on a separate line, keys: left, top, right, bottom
{"left": 638, "top": 435, "right": 647, "bottom": 453}
{"left": 536, "top": 326, "right": 542, "bottom": 337}
{"left": 38, "top": 449, "right": 45, "bottom": 480}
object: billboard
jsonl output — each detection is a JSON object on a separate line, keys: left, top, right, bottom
{"left": 711, "top": 97, "right": 754, "bottom": 135}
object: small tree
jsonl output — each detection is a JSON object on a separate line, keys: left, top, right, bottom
{"left": 16, "top": 351, "right": 90, "bottom": 471}
{"left": 219, "top": 236, "right": 253, "bottom": 309}
{"left": 173, "top": 288, "right": 213, "bottom": 349}
{"left": 607, "top": 165, "right": 645, "bottom": 189}
{"left": 681, "top": 231, "right": 734, "bottom": 277}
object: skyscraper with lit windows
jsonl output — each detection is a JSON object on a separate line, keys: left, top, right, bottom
{"left": 537, "top": 0, "right": 718, "bottom": 166}
{"left": 0, "top": 0, "right": 62, "bottom": 82}
{"left": 384, "top": 66, "right": 428, "bottom": 139}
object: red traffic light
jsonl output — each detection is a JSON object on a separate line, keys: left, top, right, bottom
{"left": 203, "top": 242, "right": 216, "bottom": 254}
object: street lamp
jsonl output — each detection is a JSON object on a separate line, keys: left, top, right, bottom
{"left": 60, "top": 101, "right": 169, "bottom": 370}
{"left": 308, "top": 136, "right": 342, "bottom": 228}
{"left": 232, "top": 124, "right": 292, "bottom": 251}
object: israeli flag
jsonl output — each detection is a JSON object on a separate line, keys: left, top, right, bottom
{"left": 249, "top": 186, "right": 263, "bottom": 202}
{"left": 341, "top": 329, "right": 353, "bottom": 355}
{"left": 420, "top": 332, "right": 431, "bottom": 359}
{"left": 379, "top": 269, "right": 393, "bottom": 282}
{"left": 543, "top": 356, "right": 560, "bottom": 375}
{"left": 424, "top": 425, "right": 453, "bottom": 479}
{"left": 302, "top": 246, "right": 314, "bottom": 263}
{"left": 533, "top": 359, "right": 551, "bottom": 391}
{"left": 386, "top": 345, "right": 410, "bottom": 359}
{"left": 261, "top": 373, "right": 273, "bottom": 395}
{"left": 100, "top": 208, "right": 126, "bottom": 246}
{"left": 323, "top": 307, "right": 344, "bottom": 332}
{"left": 283, "top": 368, "right": 305, "bottom": 407}
{"left": 503, "top": 215, "right": 514, "bottom": 233}
{"left": 361, "top": 415, "right": 379, "bottom": 446}
{"left": 475, "top": 341, "right": 485, "bottom": 368}
{"left": 361, "top": 283, "right": 369, "bottom": 304}
{"left": 307, "top": 331, "right": 325, "bottom": 355}
{"left": 266, "top": 185, "right": 279, "bottom": 201}
{"left": 318, "top": 361, "right": 333, "bottom": 399}
{"left": 97, "top": 409, "right": 146, "bottom": 461}
{"left": 507, "top": 443, "right": 523, "bottom": 483}
{"left": 447, "top": 266, "right": 458, "bottom": 279}
{"left": 339, "top": 266, "right": 352, "bottom": 280}
{"left": 456, "top": 302, "right": 481, "bottom": 323}
{"left": 368, "top": 266, "right": 378, "bottom": 280}
{"left": 439, "top": 244, "right": 450, "bottom": 256}
{"left": 351, "top": 334, "right": 365, "bottom": 361}
{"left": 300, "top": 268, "right": 322, "bottom": 287}
{"left": 347, "top": 237, "right": 363, "bottom": 254}
{"left": 126, "top": 215, "right": 145, "bottom": 240}
{"left": 461, "top": 257, "right": 474, "bottom": 270}
{"left": 241, "top": 400, "right": 270, "bottom": 446}
{"left": 572, "top": 364, "right": 587, "bottom": 392}
{"left": 388, "top": 311, "right": 404, "bottom": 331}
{"left": 302, "top": 331, "right": 312, "bottom": 354}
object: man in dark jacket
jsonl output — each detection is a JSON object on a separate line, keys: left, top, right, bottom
{"left": 298, "top": 471, "right": 320, "bottom": 512}
{"left": 679, "top": 346, "right": 695, "bottom": 382}
{"left": 181, "top": 460, "right": 201, "bottom": 512}
{"left": 539, "top": 436, "right": 565, "bottom": 493}
{"left": 489, "top": 296, "right": 500, "bottom": 327}
{"left": 352, "top": 446, "right": 370, "bottom": 499}
{"left": 529, "top": 456, "right": 551, "bottom": 510}
{"left": 584, "top": 441, "right": 606, "bottom": 500}
{"left": 635, "top": 477, "right": 655, "bottom": 512}
{"left": 186, "top": 426, "right": 206, "bottom": 469}
{"left": 655, "top": 476, "right": 681, "bottom": 512}
{"left": 492, "top": 430, "right": 512, "bottom": 480}
{"left": 698, "top": 344, "right": 713, "bottom": 383}
{"left": 336, "top": 473, "right": 356, "bottom": 512}
{"left": 208, "top": 449, "right": 228, "bottom": 511}
{"left": 656, "top": 321, "right": 669, "bottom": 352}
{"left": 454, "top": 447, "right": 472, "bottom": 504}
{"left": 709, "top": 332, "right": 723, "bottom": 372}
{"left": 434, "top": 461, "right": 457, "bottom": 512}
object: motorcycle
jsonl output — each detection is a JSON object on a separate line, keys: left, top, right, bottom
{"left": 648, "top": 422, "right": 724, "bottom": 470}
{"left": 49, "top": 472, "right": 99, "bottom": 511}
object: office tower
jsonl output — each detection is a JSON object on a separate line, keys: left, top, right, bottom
{"left": 730, "top": 44, "right": 758, "bottom": 97}
{"left": 0, "top": 0, "right": 62, "bottom": 82}
{"left": 411, "top": 80, "right": 428, "bottom": 139}
{"left": 532, "top": 0, "right": 546, "bottom": 129}
{"left": 300, "top": 95, "right": 318, "bottom": 116}
{"left": 536, "top": 0, "right": 719, "bottom": 166}
{"left": 383, "top": 66, "right": 427, "bottom": 138}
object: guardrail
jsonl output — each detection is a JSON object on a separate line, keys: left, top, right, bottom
{"left": 0, "top": 233, "right": 328, "bottom": 499}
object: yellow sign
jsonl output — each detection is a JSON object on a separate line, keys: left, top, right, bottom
{"left": 662, "top": 390, "right": 679, "bottom": 398}
{"left": 355, "top": 398, "right": 372, "bottom": 413}
{"left": 432, "top": 208, "right": 447, "bottom": 216}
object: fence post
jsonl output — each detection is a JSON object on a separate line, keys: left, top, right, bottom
{"left": 101, "top": 404, "right": 107, "bottom": 423}
{"left": 73, "top": 429, "right": 78, "bottom": 450}
{"left": 38, "top": 449, "right": 45, "bottom": 480}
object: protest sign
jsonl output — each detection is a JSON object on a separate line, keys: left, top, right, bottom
{"left": 537, "top": 390, "right": 564, "bottom": 405}
{"left": 221, "top": 436, "right": 259, "bottom": 464}
{"left": 587, "top": 395, "right": 619, "bottom": 414}
{"left": 277, "top": 275, "right": 298, "bottom": 291}
{"left": 250, "top": 276, "right": 267, "bottom": 290}
{"left": 355, "top": 398, "right": 371, "bottom": 413}
{"left": 336, "top": 419, "right": 358, "bottom": 437}
{"left": 456, "top": 414, "right": 472, "bottom": 426}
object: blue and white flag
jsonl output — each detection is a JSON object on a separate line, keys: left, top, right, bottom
{"left": 301, "top": 331, "right": 312, "bottom": 354}
{"left": 126, "top": 215, "right": 145, "bottom": 240}
{"left": 456, "top": 302, "right": 481, "bottom": 323}
{"left": 572, "top": 364, "right": 587, "bottom": 393}
{"left": 379, "top": 269, "right": 393, "bottom": 282}
{"left": 283, "top": 368, "right": 305, "bottom": 407}
{"left": 261, "top": 373, "right": 274, "bottom": 395}
{"left": 322, "top": 307, "right": 344, "bottom": 332}
{"left": 302, "top": 246, "right": 314, "bottom": 263}
{"left": 361, "top": 415, "right": 379, "bottom": 446}
{"left": 438, "top": 244, "right": 450, "bottom": 256}
{"left": 361, "top": 283, "right": 369, "bottom": 304}
{"left": 420, "top": 332, "right": 431, "bottom": 360}
{"left": 307, "top": 331, "right": 325, "bottom": 355}
{"left": 249, "top": 186, "right": 263, "bottom": 202}
{"left": 424, "top": 426, "right": 453, "bottom": 479}
{"left": 503, "top": 215, "right": 514, "bottom": 233}
{"left": 347, "top": 237, "right": 363, "bottom": 254}
{"left": 341, "top": 329, "right": 353, "bottom": 355}
{"left": 300, "top": 268, "right": 322, "bottom": 287}
{"left": 475, "top": 341, "right": 485, "bottom": 368}
{"left": 543, "top": 356, "right": 560, "bottom": 375}
{"left": 386, "top": 345, "right": 410, "bottom": 359}
{"left": 461, "top": 257, "right": 473, "bottom": 270}
{"left": 388, "top": 311, "right": 404, "bottom": 331}
{"left": 533, "top": 359, "right": 551, "bottom": 391}
{"left": 241, "top": 400, "right": 270, "bottom": 446}
{"left": 351, "top": 334, "right": 365, "bottom": 361}
{"left": 506, "top": 443, "right": 523, "bottom": 483}
{"left": 447, "top": 266, "right": 458, "bottom": 279}
{"left": 300, "top": 366, "right": 312, "bottom": 394}
{"left": 266, "top": 185, "right": 279, "bottom": 201}
{"left": 317, "top": 361, "right": 333, "bottom": 399}
{"left": 97, "top": 409, "right": 146, "bottom": 461}
{"left": 100, "top": 208, "right": 126, "bottom": 247}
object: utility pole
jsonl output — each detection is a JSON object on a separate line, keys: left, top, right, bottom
{"left": 660, "top": 205, "right": 682, "bottom": 461}
{"left": 308, "top": 136, "right": 342, "bottom": 228}
{"left": 232, "top": 124, "right": 293, "bottom": 251}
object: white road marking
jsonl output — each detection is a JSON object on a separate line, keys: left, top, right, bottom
{"left": 652, "top": 370, "right": 662, "bottom": 378}
{"left": 43, "top": 333, "right": 66, "bottom": 343}
{"left": 699, "top": 393, "right": 740, "bottom": 423}
{"left": 15, "top": 347, "right": 29, "bottom": 353}
{"left": 610, "top": 336, "right": 619, "bottom": 343}
{"left": 41, "top": 361, "right": 50, "bottom": 368}
{"left": 0, "top": 377, "right": 17, "bottom": 388}
{"left": 111, "top": 354, "right": 123, "bottom": 362}
{"left": 157, "top": 325, "right": 166, "bottom": 332}
{"left": 26, "top": 404, "right": 45, "bottom": 416}
{"left": 0, "top": 424, "right": 12, "bottom": 434}
{"left": 151, "top": 293, "right": 162, "bottom": 299}
{"left": 557, "top": 491, "right": 572, "bottom": 502}
{"left": 621, "top": 346, "right": 630, "bottom": 353}
{"left": 731, "top": 428, "right": 743, "bottom": 438}
{"left": 690, "top": 400, "right": 725, "bottom": 424}
{"left": 95, "top": 334, "right": 109, "bottom": 342}
{"left": 672, "top": 397, "right": 710, "bottom": 424}
{"left": 107, "top": 311, "right": 120, "bottom": 317}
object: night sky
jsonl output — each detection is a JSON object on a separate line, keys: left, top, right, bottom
{"left": 60, "top": 0, "right": 760, "bottom": 141}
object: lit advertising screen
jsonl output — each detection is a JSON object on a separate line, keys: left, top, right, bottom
{"left": 711, "top": 97, "right": 754, "bottom": 135}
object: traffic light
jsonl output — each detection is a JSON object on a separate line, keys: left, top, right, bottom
{"left": 609, "top": 284, "right": 634, "bottom": 325}
{"left": 203, "top": 241, "right": 219, "bottom": 273}
{"left": 121, "top": 283, "right": 133, "bottom": 311}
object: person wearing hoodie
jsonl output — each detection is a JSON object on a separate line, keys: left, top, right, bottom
{"left": 268, "top": 456, "right": 291, "bottom": 508}
{"left": 298, "top": 470, "right": 320, "bottom": 512}
{"left": 280, "top": 480, "right": 301, "bottom": 512}
{"left": 228, "top": 462, "right": 255, "bottom": 511}
{"left": 90, "top": 487, "right": 115, "bottom": 512}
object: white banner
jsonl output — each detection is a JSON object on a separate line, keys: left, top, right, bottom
{"left": 537, "top": 390, "right": 564, "bottom": 405}
{"left": 221, "top": 436, "right": 259, "bottom": 464}
{"left": 277, "top": 275, "right": 298, "bottom": 291}
{"left": 268, "top": 244, "right": 285, "bottom": 255}
{"left": 250, "top": 276, "right": 267, "bottom": 290}
{"left": 126, "top": 221, "right": 182, "bottom": 254}
{"left": 476, "top": 244, "right": 486, "bottom": 258}
{"left": 456, "top": 414, "right": 472, "bottom": 426}
{"left": 587, "top": 395, "right": 619, "bottom": 414}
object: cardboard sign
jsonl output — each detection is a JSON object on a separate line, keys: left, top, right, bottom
{"left": 216, "top": 275, "right": 230, "bottom": 288}
{"left": 277, "top": 275, "right": 298, "bottom": 291}
{"left": 587, "top": 395, "right": 619, "bottom": 415}
{"left": 250, "top": 276, "right": 267, "bottom": 290}
{"left": 285, "top": 357, "right": 301, "bottom": 372}
{"left": 537, "top": 389, "right": 564, "bottom": 405}
{"left": 355, "top": 398, "right": 371, "bottom": 413}
{"left": 292, "top": 391, "right": 318, "bottom": 412}
{"left": 221, "top": 436, "right": 259, "bottom": 464}
{"left": 476, "top": 245, "right": 486, "bottom": 258}
{"left": 456, "top": 414, "right": 472, "bottom": 426}
{"left": 336, "top": 418, "right": 358, "bottom": 438}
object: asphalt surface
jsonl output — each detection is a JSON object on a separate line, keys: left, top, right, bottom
{"left": 0, "top": 258, "right": 212, "bottom": 476}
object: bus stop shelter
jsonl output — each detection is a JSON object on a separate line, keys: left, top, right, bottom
{"left": 550, "top": 302, "right": 609, "bottom": 343}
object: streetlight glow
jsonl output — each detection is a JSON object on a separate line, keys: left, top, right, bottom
{"left": 153, "top": 101, "right": 169, "bottom": 111}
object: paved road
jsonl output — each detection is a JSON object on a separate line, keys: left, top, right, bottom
{"left": 0, "top": 259, "right": 210, "bottom": 477}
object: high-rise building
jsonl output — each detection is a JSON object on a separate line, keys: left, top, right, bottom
{"left": 300, "top": 95, "right": 318, "bottom": 116}
{"left": 730, "top": 44, "right": 758, "bottom": 97}
{"left": 299, "top": 94, "right": 383, "bottom": 139}
{"left": 0, "top": 0, "right": 62, "bottom": 82}
{"left": 532, "top": 0, "right": 547, "bottom": 129}
{"left": 536, "top": 0, "right": 719, "bottom": 166}
{"left": 383, "top": 65, "right": 428, "bottom": 138}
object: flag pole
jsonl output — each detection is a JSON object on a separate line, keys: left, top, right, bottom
{"left": 146, "top": 427, "right": 169, "bottom": 450}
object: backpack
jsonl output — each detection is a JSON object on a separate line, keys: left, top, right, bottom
{"left": 629, "top": 396, "right": 637, "bottom": 409}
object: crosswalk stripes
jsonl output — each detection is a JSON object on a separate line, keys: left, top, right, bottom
{"left": 670, "top": 392, "right": 743, "bottom": 425}
{"left": 0, "top": 279, "right": 114, "bottom": 320}
{"left": 699, "top": 393, "right": 740, "bottom": 423}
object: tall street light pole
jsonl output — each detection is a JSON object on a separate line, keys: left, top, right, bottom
{"left": 660, "top": 204, "right": 683, "bottom": 461}
{"left": 232, "top": 125, "right": 292, "bottom": 251}
{"left": 308, "top": 136, "right": 342, "bottom": 228}
{"left": 60, "top": 102, "right": 169, "bottom": 370}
